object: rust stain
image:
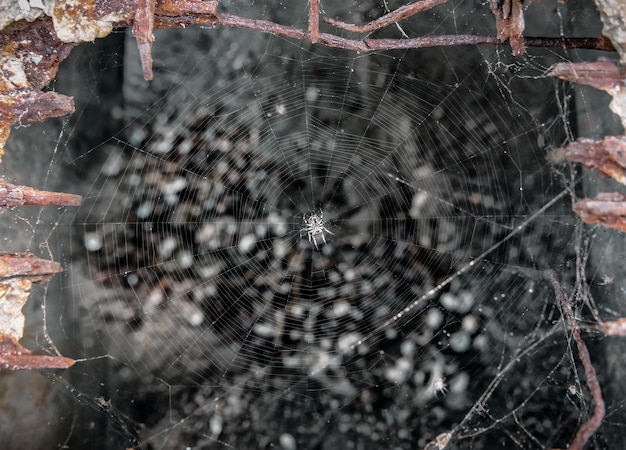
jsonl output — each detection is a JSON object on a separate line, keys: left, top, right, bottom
{"left": 549, "top": 62, "right": 626, "bottom": 232}
{"left": 0, "top": 18, "right": 76, "bottom": 90}
{"left": 0, "top": 252, "right": 63, "bottom": 280}
{"left": 490, "top": 0, "right": 526, "bottom": 55}
{"left": 133, "top": 0, "right": 156, "bottom": 81}
{"left": 157, "top": 0, "right": 218, "bottom": 16}
{"left": 559, "top": 136, "right": 626, "bottom": 185}
{"left": 602, "top": 318, "right": 626, "bottom": 336}
{"left": 0, "top": 0, "right": 136, "bottom": 161}
{"left": 0, "top": 18, "right": 77, "bottom": 162}
{"left": 134, "top": 1, "right": 219, "bottom": 80}
{"left": 509, "top": 0, "right": 526, "bottom": 55}
{"left": 0, "top": 178, "right": 82, "bottom": 207}
{"left": 52, "top": 0, "right": 133, "bottom": 43}
{"left": 548, "top": 59, "right": 626, "bottom": 92}
{"left": 573, "top": 192, "right": 626, "bottom": 232}
{"left": 0, "top": 253, "right": 73, "bottom": 370}
{"left": 0, "top": 89, "right": 75, "bottom": 126}
{"left": 0, "top": 6, "right": 97, "bottom": 372}
{"left": 0, "top": 337, "right": 75, "bottom": 370}
{"left": 0, "top": 0, "right": 221, "bottom": 162}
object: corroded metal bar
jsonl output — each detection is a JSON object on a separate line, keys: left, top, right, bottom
{"left": 0, "top": 179, "right": 82, "bottom": 207}
{"left": 0, "top": 253, "right": 74, "bottom": 370}
{"left": 573, "top": 192, "right": 626, "bottom": 232}
{"left": 557, "top": 136, "right": 626, "bottom": 186}
{"left": 0, "top": 337, "right": 75, "bottom": 370}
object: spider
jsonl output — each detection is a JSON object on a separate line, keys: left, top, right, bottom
{"left": 431, "top": 376, "right": 448, "bottom": 397}
{"left": 301, "top": 211, "right": 334, "bottom": 250}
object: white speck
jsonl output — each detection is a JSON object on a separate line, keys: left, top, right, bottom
{"left": 197, "top": 264, "right": 220, "bottom": 280}
{"left": 462, "top": 314, "right": 478, "bottom": 333}
{"left": 426, "top": 307, "right": 444, "bottom": 328}
{"left": 396, "top": 356, "right": 412, "bottom": 373}
{"left": 385, "top": 366, "right": 404, "bottom": 383}
{"left": 125, "top": 272, "right": 139, "bottom": 286}
{"left": 254, "top": 223, "right": 268, "bottom": 237}
{"left": 151, "top": 137, "right": 174, "bottom": 154}
{"left": 440, "top": 290, "right": 474, "bottom": 313}
{"left": 385, "top": 358, "right": 412, "bottom": 384}
{"left": 176, "top": 250, "right": 194, "bottom": 269}
{"left": 84, "top": 232, "right": 102, "bottom": 251}
{"left": 330, "top": 378, "right": 358, "bottom": 398}
{"left": 413, "top": 369, "right": 426, "bottom": 386}
{"left": 283, "top": 353, "right": 303, "bottom": 368}
{"left": 136, "top": 201, "right": 153, "bottom": 219}
{"left": 332, "top": 300, "right": 351, "bottom": 317}
{"left": 537, "top": 133, "right": 545, "bottom": 147}
{"left": 309, "top": 350, "right": 338, "bottom": 376}
{"left": 275, "top": 240, "right": 289, "bottom": 258}
{"left": 239, "top": 234, "right": 256, "bottom": 254}
{"left": 360, "top": 281, "right": 373, "bottom": 295}
{"left": 409, "top": 191, "right": 430, "bottom": 218}
{"left": 159, "top": 236, "right": 178, "bottom": 258}
{"left": 337, "top": 332, "right": 361, "bottom": 354}
{"left": 145, "top": 288, "right": 164, "bottom": 312}
{"left": 164, "top": 193, "right": 178, "bottom": 205}
{"left": 268, "top": 212, "right": 288, "bottom": 235}
{"left": 279, "top": 433, "right": 297, "bottom": 450}
{"left": 288, "top": 329, "right": 303, "bottom": 342}
{"left": 318, "top": 287, "right": 336, "bottom": 299}
{"left": 289, "top": 302, "right": 305, "bottom": 318}
{"left": 450, "top": 331, "right": 471, "bottom": 352}
{"left": 160, "top": 177, "right": 187, "bottom": 195}
{"left": 128, "top": 127, "right": 147, "bottom": 146}
{"left": 210, "top": 413, "right": 223, "bottom": 436}
{"left": 400, "top": 340, "right": 415, "bottom": 358}
{"left": 473, "top": 334, "right": 488, "bottom": 351}
{"left": 305, "top": 87, "right": 319, "bottom": 102}
{"left": 181, "top": 301, "right": 204, "bottom": 327}
{"left": 254, "top": 322, "right": 276, "bottom": 337}
{"left": 320, "top": 338, "right": 333, "bottom": 350}
{"left": 350, "top": 307, "right": 364, "bottom": 321}
{"left": 482, "top": 195, "right": 494, "bottom": 208}
{"left": 102, "top": 150, "right": 125, "bottom": 176}
{"left": 178, "top": 139, "right": 193, "bottom": 155}
{"left": 450, "top": 372, "right": 469, "bottom": 394}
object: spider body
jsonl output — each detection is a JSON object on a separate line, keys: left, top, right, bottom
{"left": 302, "top": 211, "right": 334, "bottom": 250}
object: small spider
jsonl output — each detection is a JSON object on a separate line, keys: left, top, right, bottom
{"left": 301, "top": 210, "right": 334, "bottom": 250}
{"left": 431, "top": 376, "right": 448, "bottom": 396}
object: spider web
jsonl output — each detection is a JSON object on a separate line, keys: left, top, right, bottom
{"left": 3, "top": 1, "right": 624, "bottom": 449}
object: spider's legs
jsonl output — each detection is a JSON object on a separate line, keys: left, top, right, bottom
{"left": 308, "top": 231, "right": 319, "bottom": 250}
